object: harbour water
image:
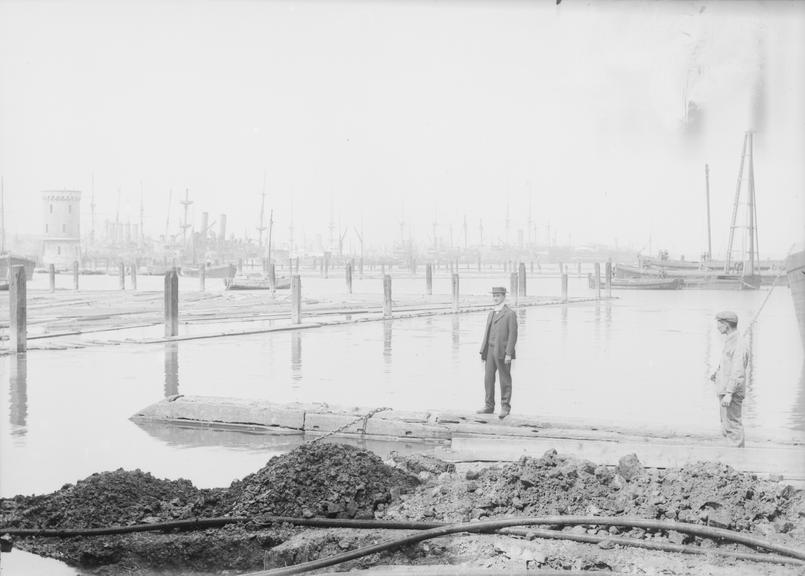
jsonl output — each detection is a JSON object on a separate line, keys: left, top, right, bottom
{"left": 1, "top": 274, "right": 803, "bottom": 575}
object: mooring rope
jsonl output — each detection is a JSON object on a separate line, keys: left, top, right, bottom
{"left": 307, "top": 406, "right": 392, "bottom": 444}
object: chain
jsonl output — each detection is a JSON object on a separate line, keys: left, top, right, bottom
{"left": 307, "top": 406, "right": 392, "bottom": 444}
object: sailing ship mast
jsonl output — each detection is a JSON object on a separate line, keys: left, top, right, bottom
{"left": 724, "top": 131, "right": 758, "bottom": 279}
{"left": 180, "top": 188, "right": 193, "bottom": 247}
{"left": 257, "top": 172, "right": 267, "bottom": 251}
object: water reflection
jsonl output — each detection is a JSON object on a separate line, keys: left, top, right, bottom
{"left": 451, "top": 315, "right": 460, "bottom": 358}
{"left": 291, "top": 332, "right": 302, "bottom": 383}
{"left": 791, "top": 360, "right": 805, "bottom": 432}
{"left": 9, "top": 353, "right": 27, "bottom": 435}
{"left": 164, "top": 342, "right": 179, "bottom": 397}
{"left": 383, "top": 320, "right": 392, "bottom": 367}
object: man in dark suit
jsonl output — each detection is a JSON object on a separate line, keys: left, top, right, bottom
{"left": 478, "top": 286, "right": 518, "bottom": 419}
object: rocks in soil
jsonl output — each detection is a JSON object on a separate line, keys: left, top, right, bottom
{"left": 0, "top": 443, "right": 419, "bottom": 530}
{"left": 390, "top": 452, "right": 456, "bottom": 476}
{"left": 380, "top": 452, "right": 804, "bottom": 540}
{"left": 0, "top": 469, "right": 214, "bottom": 529}
{"left": 617, "top": 453, "right": 643, "bottom": 482}
{"left": 226, "top": 442, "right": 419, "bottom": 519}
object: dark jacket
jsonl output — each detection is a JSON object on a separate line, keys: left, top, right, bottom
{"left": 479, "top": 305, "right": 518, "bottom": 360}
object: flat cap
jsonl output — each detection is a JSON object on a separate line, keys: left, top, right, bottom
{"left": 491, "top": 286, "right": 507, "bottom": 295}
{"left": 715, "top": 310, "right": 739, "bottom": 324}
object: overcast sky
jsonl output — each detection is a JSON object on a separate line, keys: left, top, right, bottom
{"left": 1, "top": 0, "right": 803, "bottom": 258}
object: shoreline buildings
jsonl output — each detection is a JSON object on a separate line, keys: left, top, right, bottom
{"left": 41, "top": 190, "right": 82, "bottom": 268}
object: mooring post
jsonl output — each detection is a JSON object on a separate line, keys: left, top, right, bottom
{"left": 291, "top": 275, "right": 301, "bottom": 324}
{"left": 131, "top": 262, "right": 138, "bottom": 290}
{"left": 9, "top": 266, "right": 27, "bottom": 353}
{"left": 345, "top": 262, "right": 352, "bottom": 294}
{"left": 518, "top": 262, "right": 527, "bottom": 297}
{"left": 199, "top": 264, "right": 206, "bottom": 292}
{"left": 383, "top": 274, "right": 392, "bottom": 319}
{"left": 510, "top": 272, "right": 518, "bottom": 304}
{"left": 426, "top": 263, "right": 433, "bottom": 295}
{"left": 119, "top": 262, "right": 126, "bottom": 290}
{"left": 164, "top": 269, "right": 179, "bottom": 337}
{"left": 48, "top": 264, "right": 56, "bottom": 292}
{"left": 269, "top": 263, "right": 277, "bottom": 293}
{"left": 73, "top": 260, "right": 79, "bottom": 290}
{"left": 594, "top": 262, "right": 601, "bottom": 300}
{"left": 561, "top": 271, "right": 569, "bottom": 303}
{"left": 606, "top": 260, "right": 613, "bottom": 298}
{"left": 451, "top": 273, "right": 459, "bottom": 313}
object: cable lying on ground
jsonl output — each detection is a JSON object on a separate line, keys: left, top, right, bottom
{"left": 244, "top": 515, "right": 805, "bottom": 575}
{"left": 4, "top": 514, "right": 804, "bottom": 571}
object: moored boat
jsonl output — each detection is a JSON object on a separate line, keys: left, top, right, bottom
{"left": 610, "top": 277, "right": 683, "bottom": 290}
{"left": 224, "top": 275, "right": 291, "bottom": 290}
{"left": 592, "top": 274, "right": 683, "bottom": 290}
{"left": 181, "top": 264, "right": 235, "bottom": 279}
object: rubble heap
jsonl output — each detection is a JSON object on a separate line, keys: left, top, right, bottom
{"left": 226, "top": 443, "right": 419, "bottom": 519}
{"left": 0, "top": 469, "right": 212, "bottom": 529}
{"left": 382, "top": 450, "right": 804, "bottom": 541}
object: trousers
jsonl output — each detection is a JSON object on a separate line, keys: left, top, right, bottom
{"left": 484, "top": 353, "right": 512, "bottom": 411}
{"left": 719, "top": 394, "right": 745, "bottom": 448}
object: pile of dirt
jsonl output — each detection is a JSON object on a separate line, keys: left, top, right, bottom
{"left": 0, "top": 469, "right": 222, "bottom": 529}
{"left": 226, "top": 442, "right": 419, "bottom": 519}
{"left": 381, "top": 450, "right": 805, "bottom": 541}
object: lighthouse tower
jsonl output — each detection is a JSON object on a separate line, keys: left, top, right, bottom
{"left": 42, "top": 190, "right": 82, "bottom": 268}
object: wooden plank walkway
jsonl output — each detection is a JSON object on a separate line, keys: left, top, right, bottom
{"left": 132, "top": 396, "right": 805, "bottom": 484}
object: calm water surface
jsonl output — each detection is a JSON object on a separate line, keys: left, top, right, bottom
{"left": 1, "top": 275, "right": 803, "bottom": 575}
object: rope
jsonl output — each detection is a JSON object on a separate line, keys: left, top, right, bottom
{"left": 307, "top": 406, "right": 391, "bottom": 444}
{"left": 743, "top": 245, "right": 795, "bottom": 335}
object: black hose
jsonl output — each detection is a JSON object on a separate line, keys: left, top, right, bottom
{"left": 253, "top": 514, "right": 805, "bottom": 560}
{"left": 5, "top": 513, "right": 804, "bottom": 571}
{"left": 0, "top": 516, "right": 248, "bottom": 537}
{"left": 308, "top": 571, "right": 616, "bottom": 576}
{"left": 245, "top": 515, "right": 805, "bottom": 575}
{"left": 501, "top": 527, "right": 805, "bottom": 567}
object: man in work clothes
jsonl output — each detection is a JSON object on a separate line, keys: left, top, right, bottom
{"left": 478, "top": 286, "right": 518, "bottom": 419}
{"left": 709, "top": 310, "right": 749, "bottom": 447}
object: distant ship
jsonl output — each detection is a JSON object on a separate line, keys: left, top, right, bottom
{"left": 787, "top": 249, "right": 805, "bottom": 342}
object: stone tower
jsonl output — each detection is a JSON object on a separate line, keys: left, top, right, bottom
{"left": 42, "top": 190, "right": 82, "bottom": 267}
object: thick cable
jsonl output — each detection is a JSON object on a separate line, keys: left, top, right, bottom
{"left": 4, "top": 514, "right": 803, "bottom": 569}
{"left": 0, "top": 516, "right": 248, "bottom": 537}
{"left": 501, "top": 527, "right": 805, "bottom": 567}
{"left": 244, "top": 515, "right": 805, "bottom": 575}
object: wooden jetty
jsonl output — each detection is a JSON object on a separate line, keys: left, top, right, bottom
{"left": 132, "top": 395, "right": 805, "bottom": 485}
